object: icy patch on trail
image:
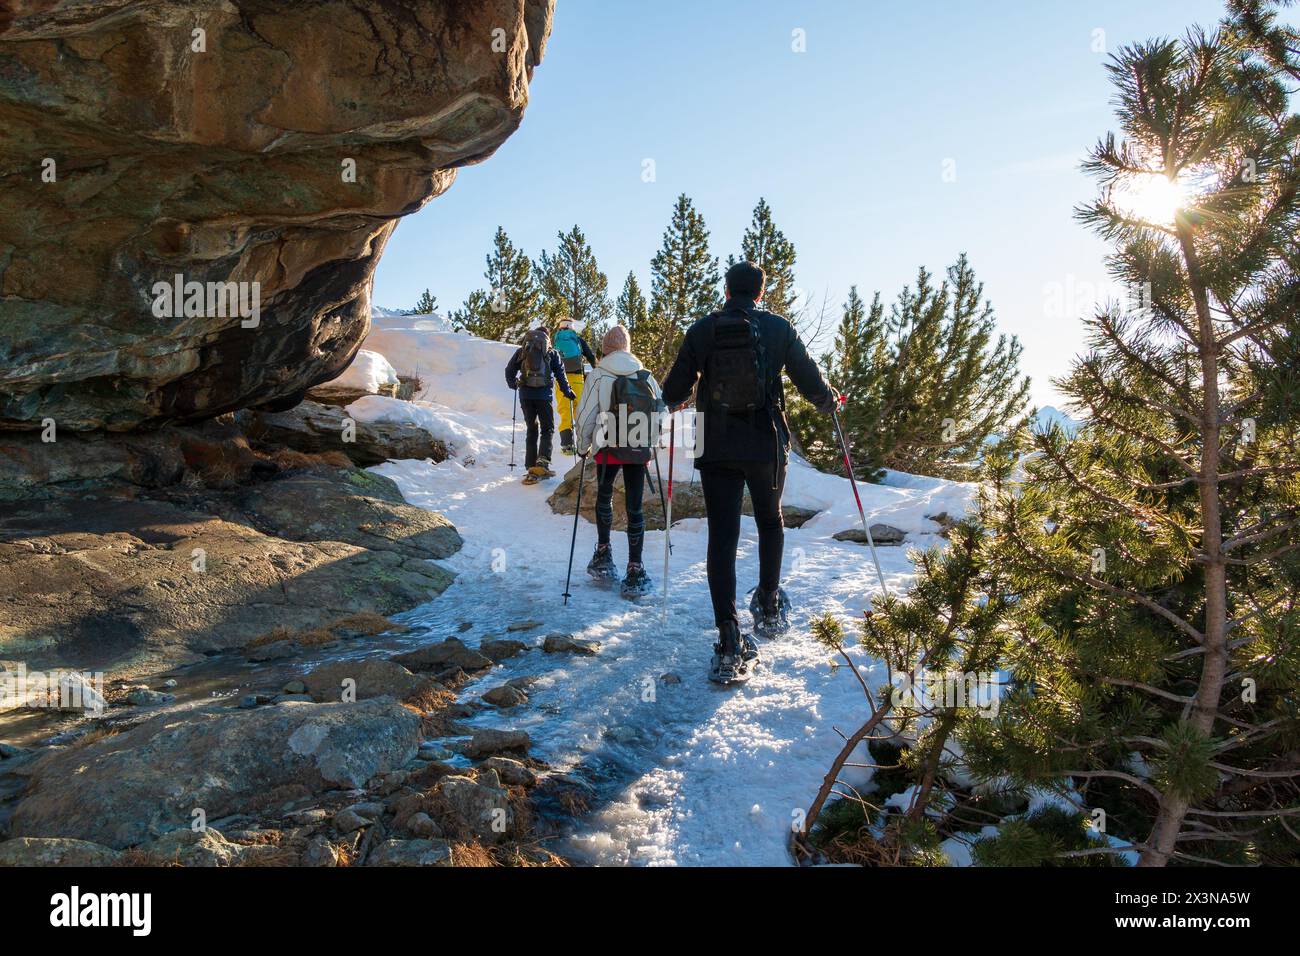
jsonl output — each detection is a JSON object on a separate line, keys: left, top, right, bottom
{"left": 366, "top": 324, "right": 979, "bottom": 866}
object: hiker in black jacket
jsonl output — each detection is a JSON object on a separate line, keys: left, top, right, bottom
{"left": 506, "top": 327, "right": 577, "bottom": 484}
{"left": 661, "top": 261, "right": 838, "bottom": 683}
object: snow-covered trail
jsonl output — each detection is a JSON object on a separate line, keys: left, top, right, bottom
{"left": 360, "top": 324, "right": 974, "bottom": 865}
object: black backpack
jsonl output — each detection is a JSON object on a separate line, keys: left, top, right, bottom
{"left": 706, "top": 309, "right": 768, "bottom": 415}
{"left": 606, "top": 369, "right": 664, "bottom": 464}
{"left": 521, "top": 328, "right": 551, "bottom": 389}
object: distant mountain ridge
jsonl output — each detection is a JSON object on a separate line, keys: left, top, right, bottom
{"left": 1033, "top": 405, "right": 1080, "bottom": 435}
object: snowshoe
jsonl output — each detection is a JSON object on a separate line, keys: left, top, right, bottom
{"left": 527, "top": 460, "right": 555, "bottom": 480}
{"left": 620, "top": 562, "right": 653, "bottom": 598}
{"left": 521, "top": 472, "right": 541, "bottom": 486}
{"left": 749, "top": 586, "right": 791, "bottom": 638}
{"left": 586, "top": 544, "right": 618, "bottom": 582}
{"left": 709, "top": 622, "right": 761, "bottom": 685}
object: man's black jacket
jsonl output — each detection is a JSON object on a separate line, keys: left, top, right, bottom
{"left": 660, "top": 296, "right": 834, "bottom": 467}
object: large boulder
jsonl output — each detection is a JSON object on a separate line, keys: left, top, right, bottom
{"left": 7, "top": 698, "right": 422, "bottom": 848}
{"left": 0, "top": 417, "right": 264, "bottom": 500}
{"left": 0, "top": 0, "right": 554, "bottom": 432}
{"left": 301, "top": 658, "right": 435, "bottom": 704}
{"left": 241, "top": 401, "right": 448, "bottom": 467}
{"left": 392, "top": 638, "right": 493, "bottom": 674}
{"left": 547, "top": 459, "right": 820, "bottom": 530}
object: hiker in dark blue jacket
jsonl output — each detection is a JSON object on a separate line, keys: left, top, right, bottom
{"left": 506, "top": 327, "right": 576, "bottom": 484}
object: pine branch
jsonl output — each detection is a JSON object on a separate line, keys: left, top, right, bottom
{"left": 1066, "top": 770, "right": 1166, "bottom": 801}
{"left": 1004, "top": 523, "right": 1206, "bottom": 643}
{"left": 1208, "top": 762, "right": 1300, "bottom": 779}
{"left": 1223, "top": 510, "right": 1300, "bottom": 551}
{"left": 1103, "top": 677, "right": 1197, "bottom": 704}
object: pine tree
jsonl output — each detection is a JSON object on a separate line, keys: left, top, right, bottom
{"left": 449, "top": 226, "right": 539, "bottom": 343}
{"left": 644, "top": 194, "right": 720, "bottom": 377}
{"left": 967, "top": 6, "right": 1300, "bottom": 867}
{"left": 615, "top": 270, "right": 648, "bottom": 337}
{"left": 797, "top": 257, "right": 1030, "bottom": 481}
{"left": 787, "top": 285, "right": 880, "bottom": 462}
{"left": 799, "top": 445, "right": 1029, "bottom": 865}
{"left": 729, "top": 197, "right": 799, "bottom": 320}
{"left": 536, "top": 225, "right": 613, "bottom": 342}
{"left": 409, "top": 289, "right": 437, "bottom": 315}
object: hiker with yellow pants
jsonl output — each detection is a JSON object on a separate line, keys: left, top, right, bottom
{"left": 552, "top": 317, "right": 597, "bottom": 455}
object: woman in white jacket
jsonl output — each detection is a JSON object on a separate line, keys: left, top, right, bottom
{"left": 574, "top": 325, "right": 664, "bottom": 596}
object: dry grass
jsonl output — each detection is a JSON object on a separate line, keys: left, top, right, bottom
{"left": 73, "top": 724, "right": 125, "bottom": 746}
{"left": 406, "top": 684, "right": 455, "bottom": 715}
{"left": 333, "top": 611, "right": 406, "bottom": 636}
{"left": 498, "top": 843, "right": 570, "bottom": 867}
{"left": 396, "top": 374, "right": 426, "bottom": 402}
{"left": 233, "top": 845, "right": 299, "bottom": 867}
{"left": 254, "top": 446, "right": 354, "bottom": 473}
{"left": 114, "top": 848, "right": 179, "bottom": 867}
{"left": 245, "top": 611, "right": 402, "bottom": 650}
{"left": 449, "top": 842, "right": 497, "bottom": 867}
{"left": 819, "top": 828, "right": 899, "bottom": 866}
{"left": 552, "top": 786, "right": 590, "bottom": 817}
{"left": 261, "top": 448, "right": 317, "bottom": 471}
{"left": 333, "top": 838, "right": 359, "bottom": 868}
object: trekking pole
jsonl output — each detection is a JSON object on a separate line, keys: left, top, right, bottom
{"left": 662, "top": 413, "right": 675, "bottom": 624}
{"left": 651, "top": 451, "right": 671, "bottom": 554}
{"left": 509, "top": 387, "right": 519, "bottom": 471}
{"left": 831, "top": 400, "right": 888, "bottom": 594}
{"left": 562, "top": 454, "right": 588, "bottom": 605}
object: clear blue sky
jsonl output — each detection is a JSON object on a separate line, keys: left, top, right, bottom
{"left": 374, "top": 0, "right": 1231, "bottom": 409}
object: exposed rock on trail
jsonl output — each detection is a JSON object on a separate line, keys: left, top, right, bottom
{"left": 302, "top": 659, "right": 438, "bottom": 705}
{"left": 832, "top": 523, "right": 907, "bottom": 546}
{"left": 0, "top": 0, "right": 555, "bottom": 431}
{"left": 547, "top": 458, "right": 821, "bottom": 529}
{"left": 0, "top": 465, "right": 457, "bottom": 672}
{"left": 0, "top": 837, "right": 122, "bottom": 867}
{"left": 238, "top": 467, "right": 463, "bottom": 559}
{"left": 393, "top": 638, "right": 494, "bottom": 675}
{"left": 7, "top": 698, "right": 423, "bottom": 849}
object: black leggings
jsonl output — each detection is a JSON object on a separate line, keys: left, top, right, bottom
{"left": 519, "top": 398, "right": 554, "bottom": 468}
{"left": 699, "top": 459, "right": 787, "bottom": 628}
{"left": 595, "top": 461, "right": 646, "bottom": 564}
